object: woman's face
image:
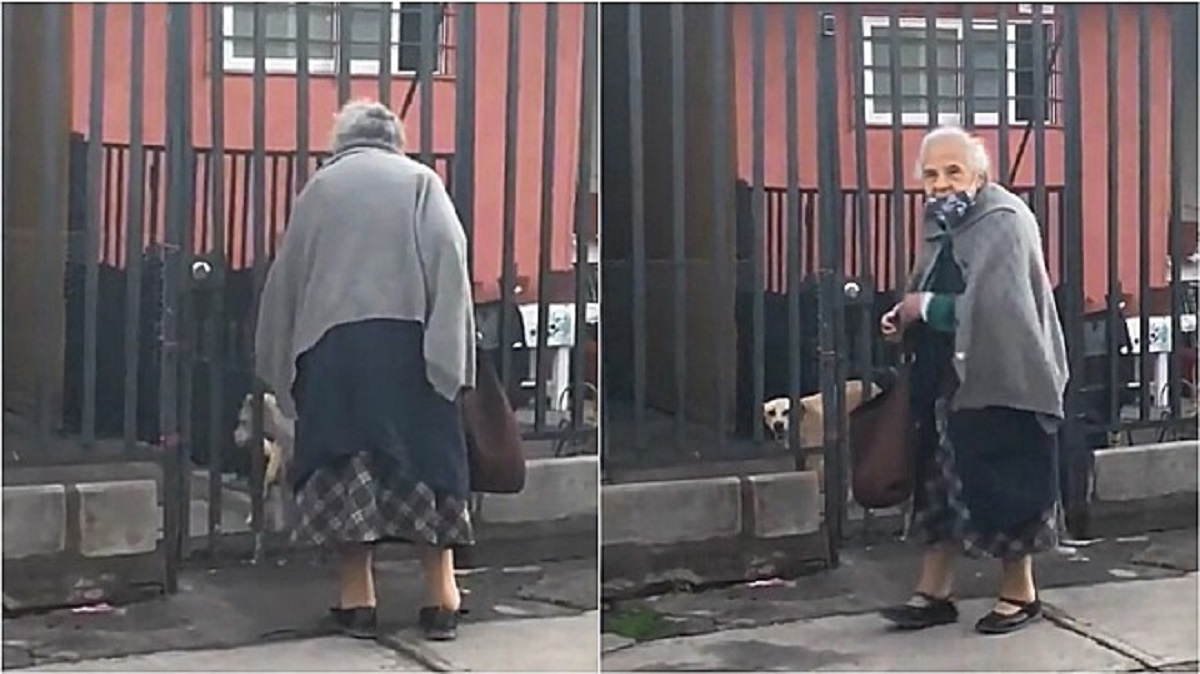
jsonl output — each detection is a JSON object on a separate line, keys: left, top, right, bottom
{"left": 921, "top": 138, "right": 982, "bottom": 199}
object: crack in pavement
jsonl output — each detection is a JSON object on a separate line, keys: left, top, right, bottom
{"left": 1043, "top": 602, "right": 1162, "bottom": 670}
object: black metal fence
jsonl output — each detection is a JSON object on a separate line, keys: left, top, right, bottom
{"left": 602, "top": 3, "right": 1197, "bottom": 562}
{"left": 9, "top": 2, "right": 598, "bottom": 584}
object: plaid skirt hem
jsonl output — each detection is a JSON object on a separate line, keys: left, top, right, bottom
{"left": 910, "top": 398, "right": 1059, "bottom": 561}
{"left": 291, "top": 451, "right": 474, "bottom": 549}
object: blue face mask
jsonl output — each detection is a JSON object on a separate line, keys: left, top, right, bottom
{"left": 925, "top": 190, "right": 976, "bottom": 228}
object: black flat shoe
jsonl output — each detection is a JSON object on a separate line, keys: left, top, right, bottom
{"left": 975, "top": 597, "right": 1042, "bottom": 635}
{"left": 325, "top": 606, "right": 378, "bottom": 639}
{"left": 419, "top": 606, "right": 462, "bottom": 641}
{"left": 879, "top": 592, "right": 959, "bottom": 630}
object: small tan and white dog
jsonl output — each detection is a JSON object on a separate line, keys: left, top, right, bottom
{"left": 761, "top": 379, "right": 881, "bottom": 483}
{"left": 764, "top": 378, "right": 914, "bottom": 538}
{"left": 233, "top": 392, "right": 295, "bottom": 528}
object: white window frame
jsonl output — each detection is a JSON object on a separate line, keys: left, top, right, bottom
{"left": 861, "top": 16, "right": 1023, "bottom": 128}
{"left": 220, "top": 3, "right": 446, "bottom": 77}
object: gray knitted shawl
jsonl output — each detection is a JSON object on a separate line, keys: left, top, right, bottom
{"left": 254, "top": 143, "right": 477, "bottom": 418}
{"left": 907, "top": 183, "right": 1069, "bottom": 418}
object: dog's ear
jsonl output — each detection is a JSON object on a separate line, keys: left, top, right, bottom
{"left": 796, "top": 399, "right": 809, "bottom": 419}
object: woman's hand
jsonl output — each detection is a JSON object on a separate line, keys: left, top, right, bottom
{"left": 880, "top": 303, "right": 903, "bottom": 343}
{"left": 881, "top": 293, "right": 929, "bottom": 344}
{"left": 896, "top": 293, "right": 926, "bottom": 326}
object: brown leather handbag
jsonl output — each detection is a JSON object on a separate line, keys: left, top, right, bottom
{"left": 848, "top": 362, "right": 919, "bottom": 509}
{"left": 461, "top": 348, "right": 527, "bottom": 494}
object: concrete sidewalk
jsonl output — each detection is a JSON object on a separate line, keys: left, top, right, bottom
{"left": 602, "top": 575, "right": 1199, "bottom": 671}
{"left": 23, "top": 612, "right": 601, "bottom": 672}
{"left": 3, "top": 556, "right": 597, "bottom": 671}
{"left": 23, "top": 637, "right": 426, "bottom": 671}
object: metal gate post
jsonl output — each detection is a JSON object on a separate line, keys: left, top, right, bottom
{"left": 1059, "top": 4, "right": 1090, "bottom": 538}
{"left": 161, "top": 3, "right": 194, "bottom": 592}
{"left": 815, "top": 5, "right": 846, "bottom": 566}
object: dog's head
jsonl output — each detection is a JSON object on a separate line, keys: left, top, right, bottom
{"left": 233, "top": 392, "right": 280, "bottom": 446}
{"left": 762, "top": 397, "right": 806, "bottom": 440}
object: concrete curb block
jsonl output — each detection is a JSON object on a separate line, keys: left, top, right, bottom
{"left": 601, "top": 471, "right": 821, "bottom": 548}
{"left": 4, "top": 479, "right": 161, "bottom": 562}
{"left": 76, "top": 480, "right": 159, "bottom": 558}
{"left": 600, "top": 471, "right": 826, "bottom": 592}
{"left": 3, "top": 484, "right": 67, "bottom": 560}
{"left": 1094, "top": 441, "right": 1199, "bottom": 503}
{"left": 602, "top": 477, "right": 743, "bottom": 547}
{"left": 477, "top": 456, "right": 598, "bottom": 526}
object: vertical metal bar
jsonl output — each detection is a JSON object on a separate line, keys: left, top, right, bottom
{"left": 888, "top": 7, "right": 905, "bottom": 289}
{"left": 102, "top": 148, "right": 114, "bottom": 264}
{"left": 420, "top": 2, "right": 435, "bottom": 167}
{"left": 36, "top": 4, "right": 65, "bottom": 443}
{"left": 785, "top": 5, "right": 802, "bottom": 453}
{"left": 924, "top": 5, "right": 938, "bottom": 129}
{"left": 1060, "top": 3, "right": 1089, "bottom": 538}
{"left": 1105, "top": 4, "right": 1120, "bottom": 428}
{"left": 378, "top": 2, "right": 392, "bottom": 107}
{"left": 453, "top": 3, "right": 475, "bottom": 273}
{"left": 534, "top": 4, "right": 559, "bottom": 432}
{"left": 250, "top": 1, "right": 268, "bottom": 550}
{"left": 628, "top": 5, "right": 646, "bottom": 447}
{"left": 1167, "top": 6, "right": 1184, "bottom": 420}
{"left": 296, "top": 3, "right": 311, "bottom": 186}
{"left": 849, "top": 6, "right": 873, "bottom": 396}
{"left": 338, "top": 4, "right": 352, "bottom": 106}
{"left": 208, "top": 3, "right": 227, "bottom": 553}
{"left": 711, "top": 3, "right": 732, "bottom": 450}
{"left": 750, "top": 4, "right": 766, "bottom": 444}
{"left": 178, "top": 159, "right": 196, "bottom": 560}
{"left": 83, "top": 4, "right": 107, "bottom": 446}
{"left": 124, "top": 4, "right": 147, "bottom": 450}
{"left": 571, "top": 3, "right": 597, "bottom": 433}
{"left": 499, "top": 3, "right": 521, "bottom": 391}
{"left": 816, "top": 4, "right": 845, "bottom": 565}
{"left": 162, "top": 1, "right": 193, "bottom": 595}
{"left": 962, "top": 5, "right": 975, "bottom": 131}
{"left": 2, "top": 5, "right": 10, "bottom": 219}
{"left": 183, "top": 16, "right": 199, "bottom": 560}
{"left": 997, "top": 7, "right": 1010, "bottom": 184}
{"left": 1032, "top": 6, "right": 1047, "bottom": 224}
{"left": 1137, "top": 6, "right": 1151, "bottom": 419}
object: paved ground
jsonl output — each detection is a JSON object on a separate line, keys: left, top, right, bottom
{"left": 21, "top": 614, "right": 600, "bottom": 672}
{"left": 23, "top": 638, "right": 426, "bottom": 672}
{"left": 603, "top": 527, "right": 1199, "bottom": 671}
{"left": 3, "top": 556, "right": 598, "bottom": 672}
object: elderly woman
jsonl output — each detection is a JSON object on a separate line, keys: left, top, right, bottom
{"left": 878, "top": 126, "right": 1069, "bottom": 635}
{"left": 255, "top": 100, "right": 476, "bottom": 641}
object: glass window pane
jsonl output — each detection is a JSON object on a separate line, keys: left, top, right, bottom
{"left": 347, "top": 4, "right": 384, "bottom": 41}
{"left": 231, "top": 6, "right": 299, "bottom": 58}
{"left": 232, "top": 6, "right": 254, "bottom": 38}
{"left": 306, "top": 6, "right": 336, "bottom": 59}
{"left": 866, "top": 22, "right": 969, "bottom": 118}
{"left": 308, "top": 4, "right": 336, "bottom": 39}
{"left": 899, "top": 40, "right": 925, "bottom": 67}
{"left": 263, "top": 6, "right": 297, "bottom": 39}
{"left": 344, "top": 5, "right": 384, "bottom": 59}
{"left": 901, "top": 72, "right": 926, "bottom": 112}
{"left": 398, "top": 3, "right": 442, "bottom": 71}
{"left": 231, "top": 37, "right": 253, "bottom": 59}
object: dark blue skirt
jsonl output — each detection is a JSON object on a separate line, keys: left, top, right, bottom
{"left": 289, "top": 318, "right": 473, "bottom": 548}
{"left": 911, "top": 399, "right": 1060, "bottom": 560}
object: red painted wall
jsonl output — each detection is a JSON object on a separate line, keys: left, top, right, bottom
{"left": 69, "top": 2, "right": 589, "bottom": 303}
{"left": 729, "top": 3, "right": 1174, "bottom": 307}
